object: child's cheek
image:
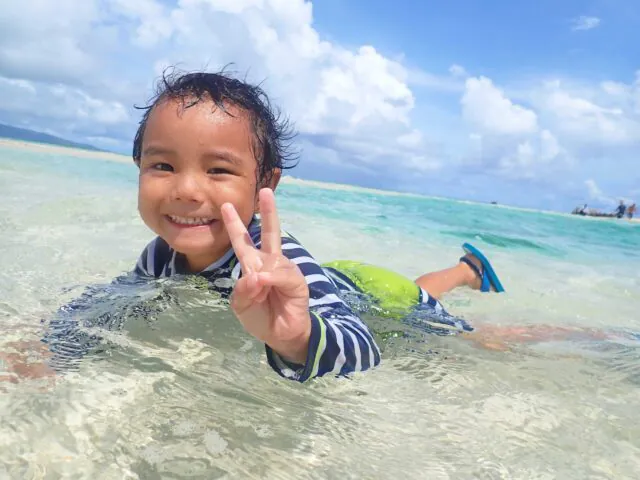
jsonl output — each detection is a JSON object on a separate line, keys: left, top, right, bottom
{"left": 137, "top": 183, "right": 159, "bottom": 226}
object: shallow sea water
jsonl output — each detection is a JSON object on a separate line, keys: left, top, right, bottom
{"left": 1, "top": 144, "right": 639, "bottom": 479}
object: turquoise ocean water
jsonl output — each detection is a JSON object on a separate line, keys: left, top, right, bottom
{"left": 1, "top": 143, "right": 639, "bottom": 478}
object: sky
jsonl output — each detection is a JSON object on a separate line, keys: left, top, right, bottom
{"left": 0, "top": 0, "right": 638, "bottom": 211}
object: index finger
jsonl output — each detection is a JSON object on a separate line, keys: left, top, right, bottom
{"left": 258, "top": 188, "right": 281, "bottom": 255}
{"left": 221, "top": 203, "right": 262, "bottom": 273}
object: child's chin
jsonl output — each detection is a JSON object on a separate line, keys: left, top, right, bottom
{"left": 174, "top": 241, "right": 216, "bottom": 254}
{"left": 172, "top": 239, "right": 226, "bottom": 257}
{"left": 169, "top": 231, "right": 215, "bottom": 246}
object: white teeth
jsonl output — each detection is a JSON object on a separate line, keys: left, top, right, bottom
{"left": 169, "top": 215, "right": 214, "bottom": 226}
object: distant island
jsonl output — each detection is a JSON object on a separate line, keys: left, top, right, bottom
{"left": 0, "top": 123, "right": 104, "bottom": 152}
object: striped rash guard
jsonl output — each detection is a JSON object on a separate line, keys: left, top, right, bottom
{"left": 134, "top": 216, "right": 381, "bottom": 382}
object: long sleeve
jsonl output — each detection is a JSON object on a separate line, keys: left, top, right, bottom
{"left": 42, "top": 237, "right": 174, "bottom": 371}
{"left": 41, "top": 272, "right": 164, "bottom": 371}
{"left": 261, "top": 234, "right": 382, "bottom": 382}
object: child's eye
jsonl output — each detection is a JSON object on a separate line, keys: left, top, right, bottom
{"left": 152, "top": 163, "right": 173, "bottom": 172}
{"left": 208, "top": 167, "right": 233, "bottom": 175}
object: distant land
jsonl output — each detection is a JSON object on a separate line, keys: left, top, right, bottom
{"left": 0, "top": 123, "right": 105, "bottom": 152}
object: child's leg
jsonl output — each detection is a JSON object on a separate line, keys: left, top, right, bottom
{"left": 463, "top": 325, "right": 610, "bottom": 351}
{"left": 414, "top": 254, "right": 482, "bottom": 299}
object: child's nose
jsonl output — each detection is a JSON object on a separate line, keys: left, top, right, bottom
{"left": 172, "top": 173, "right": 207, "bottom": 202}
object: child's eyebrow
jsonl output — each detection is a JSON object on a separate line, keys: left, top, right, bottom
{"left": 202, "top": 151, "right": 244, "bottom": 166}
{"left": 142, "top": 145, "right": 174, "bottom": 157}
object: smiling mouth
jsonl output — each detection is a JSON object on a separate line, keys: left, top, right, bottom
{"left": 167, "top": 215, "right": 216, "bottom": 226}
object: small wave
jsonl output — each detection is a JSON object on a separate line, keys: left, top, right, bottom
{"left": 442, "top": 230, "right": 564, "bottom": 255}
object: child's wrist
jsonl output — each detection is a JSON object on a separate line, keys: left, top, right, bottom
{"left": 270, "top": 316, "right": 312, "bottom": 365}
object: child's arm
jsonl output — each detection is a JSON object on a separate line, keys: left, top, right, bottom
{"left": 222, "top": 189, "right": 381, "bottom": 382}
{"left": 20, "top": 272, "right": 157, "bottom": 379}
{"left": 264, "top": 238, "right": 381, "bottom": 382}
{"left": 1, "top": 284, "right": 127, "bottom": 382}
{"left": 0, "top": 341, "right": 55, "bottom": 383}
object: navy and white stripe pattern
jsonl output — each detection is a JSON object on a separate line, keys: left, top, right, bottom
{"left": 42, "top": 273, "right": 168, "bottom": 370}
{"left": 135, "top": 217, "right": 381, "bottom": 382}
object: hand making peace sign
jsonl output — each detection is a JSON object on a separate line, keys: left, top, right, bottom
{"left": 221, "top": 188, "right": 311, "bottom": 365}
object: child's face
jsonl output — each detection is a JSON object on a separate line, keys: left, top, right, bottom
{"left": 137, "top": 98, "right": 264, "bottom": 272}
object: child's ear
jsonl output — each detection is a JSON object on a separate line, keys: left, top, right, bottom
{"left": 254, "top": 169, "right": 282, "bottom": 213}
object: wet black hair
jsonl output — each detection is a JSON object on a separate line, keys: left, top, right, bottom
{"left": 132, "top": 67, "right": 298, "bottom": 186}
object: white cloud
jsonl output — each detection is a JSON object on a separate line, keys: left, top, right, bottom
{"left": 507, "top": 141, "right": 535, "bottom": 169}
{"left": 458, "top": 80, "right": 568, "bottom": 179}
{"left": 108, "top": 0, "right": 174, "bottom": 47}
{"left": 601, "top": 81, "right": 628, "bottom": 97}
{"left": 0, "top": 77, "right": 36, "bottom": 95}
{"left": 462, "top": 76, "right": 538, "bottom": 135}
{"left": 571, "top": 16, "right": 601, "bottom": 31}
{"left": 471, "top": 73, "right": 640, "bottom": 196}
{"left": 0, "top": 0, "right": 439, "bottom": 174}
{"left": 583, "top": 180, "right": 635, "bottom": 207}
{"left": 0, "top": 76, "right": 128, "bottom": 125}
{"left": 585, "top": 179, "right": 613, "bottom": 205}
{"left": 493, "top": 129, "right": 564, "bottom": 176}
{"left": 301, "top": 46, "right": 414, "bottom": 132}
{"left": 406, "top": 68, "right": 464, "bottom": 92}
{"left": 539, "top": 129, "right": 561, "bottom": 161}
{"left": 449, "top": 64, "right": 467, "bottom": 78}
{"left": 0, "top": 0, "right": 636, "bottom": 208}
{"left": 401, "top": 154, "right": 441, "bottom": 172}
{"left": 546, "top": 87, "right": 620, "bottom": 117}
{"left": 397, "top": 130, "right": 423, "bottom": 148}
{"left": 0, "top": 74, "right": 131, "bottom": 150}
{"left": 534, "top": 79, "right": 640, "bottom": 145}
{"left": 0, "top": 0, "right": 105, "bottom": 84}
{"left": 110, "top": 0, "right": 422, "bottom": 164}
{"left": 632, "top": 70, "right": 640, "bottom": 115}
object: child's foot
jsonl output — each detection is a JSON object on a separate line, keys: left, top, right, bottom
{"left": 459, "top": 254, "right": 483, "bottom": 290}
{"left": 459, "top": 243, "right": 505, "bottom": 293}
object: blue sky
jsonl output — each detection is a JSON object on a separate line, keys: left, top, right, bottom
{"left": 0, "top": 0, "right": 638, "bottom": 211}
{"left": 315, "top": 0, "right": 638, "bottom": 74}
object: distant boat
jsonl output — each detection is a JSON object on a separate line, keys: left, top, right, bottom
{"left": 571, "top": 206, "right": 622, "bottom": 219}
{"left": 571, "top": 211, "right": 617, "bottom": 218}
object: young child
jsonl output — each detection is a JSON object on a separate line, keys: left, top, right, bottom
{"left": 4, "top": 70, "right": 611, "bottom": 384}
{"left": 124, "top": 70, "right": 503, "bottom": 382}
